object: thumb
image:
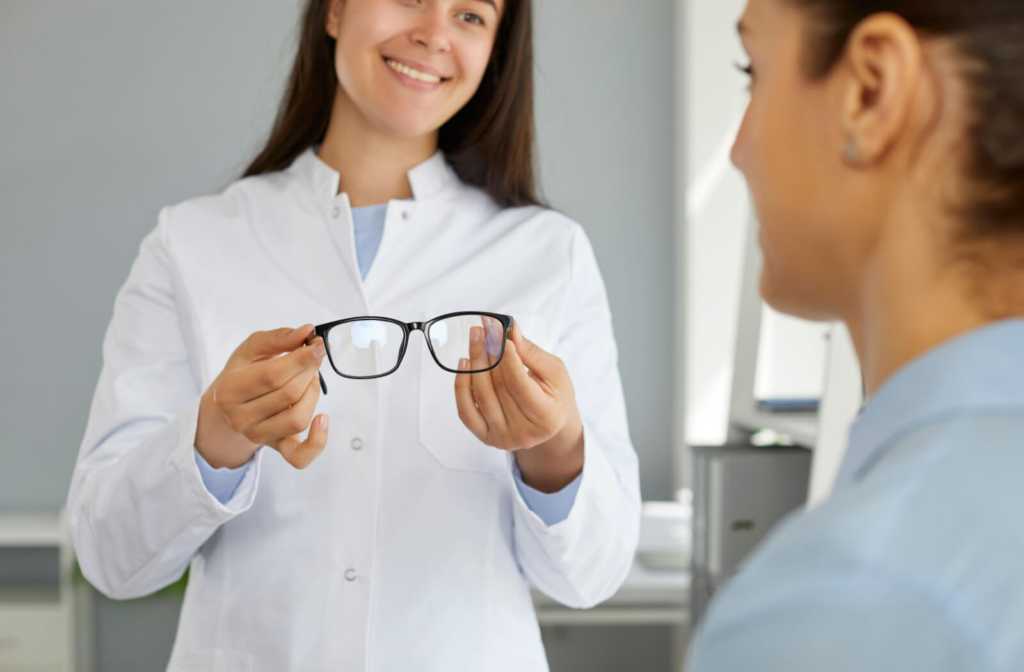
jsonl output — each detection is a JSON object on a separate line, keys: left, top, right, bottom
{"left": 231, "top": 324, "right": 314, "bottom": 366}
{"left": 510, "top": 321, "right": 549, "bottom": 372}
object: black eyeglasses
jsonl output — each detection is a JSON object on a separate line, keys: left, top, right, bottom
{"left": 306, "top": 312, "right": 515, "bottom": 394}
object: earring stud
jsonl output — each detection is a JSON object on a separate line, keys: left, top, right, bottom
{"left": 843, "top": 140, "right": 860, "bottom": 165}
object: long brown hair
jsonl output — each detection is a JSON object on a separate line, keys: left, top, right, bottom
{"left": 243, "top": 0, "right": 542, "bottom": 208}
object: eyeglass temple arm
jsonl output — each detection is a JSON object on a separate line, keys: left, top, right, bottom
{"left": 306, "top": 330, "right": 330, "bottom": 396}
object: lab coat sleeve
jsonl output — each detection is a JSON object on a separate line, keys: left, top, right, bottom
{"left": 66, "top": 212, "right": 263, "bottom": 600}
{"left": 686, "top": 567, "right": 988, "bottom": 672}
{"left": 509, "top": 225, "right": 642, "bottom": 609}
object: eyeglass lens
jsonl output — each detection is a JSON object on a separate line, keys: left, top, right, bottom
{"left": 428, "top": 314, "right": 505, "bottom": 372}
{"left": 325, "top": 319, "right": 405, "bottom": 377}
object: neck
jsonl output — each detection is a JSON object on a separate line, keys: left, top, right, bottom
{"left": 317, "top": 88, "right": 439, "bottom": 207}
{"left": 842, "top": 205, "right": 991, "bottom": 397}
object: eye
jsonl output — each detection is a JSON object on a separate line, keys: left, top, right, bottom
{"left": 734, "top": 61, "right": 755, "bottom": 89}
{"left": 458, "top": 12, "right": 485, "bottom": 26}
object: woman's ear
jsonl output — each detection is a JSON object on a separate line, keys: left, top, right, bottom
{"left": 326, "top": 0, "right": 344, "bottom": 39}
{"left": 838, "top": 12, "right": 925, "bottom": 166}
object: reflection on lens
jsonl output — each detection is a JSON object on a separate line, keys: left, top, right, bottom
{"left": 429, "top": 314, "right": 506, "bottom": 372}
{"left": 431, "top": 321, "right": 448, "bottom": 348}
{"left": 327, "top": 320, "right": 404, "bottom": 377}
{"left": 351, "top": 320, "right": 389, "bottom": 348}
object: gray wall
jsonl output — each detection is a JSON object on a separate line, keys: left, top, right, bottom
{"left": 0, "top": 0, "right": 297, "bottom": 510}
{"left": 534, "top": 0, "right": 676, "bottom": 503}
{"left": 1, "top": 0, "right": 676, "bottom": 670}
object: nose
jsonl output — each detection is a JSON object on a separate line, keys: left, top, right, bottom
{"left": 410, "top": 8, "right": 451, "bottom": 53}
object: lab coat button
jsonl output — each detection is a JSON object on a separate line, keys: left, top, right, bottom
{"left": 345, "top": 569, "right": 358, "bottom": 581}
{"left": 351, "top": 437, "right": 363, "bottom": 451}
{"left": 332, "top": 206, "right": 340, "bottom": 218}
{"left": 401, "top": 211, "right": 409, "bottom": 220}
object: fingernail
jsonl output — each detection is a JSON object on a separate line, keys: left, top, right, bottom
{"left": 320, "top": 415, "right": 329, "bottom": 430}
{"left": 458, "top": 358, "right": 468, "bottom": 371}
{"left": 314, "top": 343, "right": 326, "bottom": 358}
{"left": 470, "top": 328, "right": 480, "bottom": 344}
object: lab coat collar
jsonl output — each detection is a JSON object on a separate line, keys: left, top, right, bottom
{"left": 287, "top": 146, "right": 459, "bottom": 203}
{"left": 834, "top": 319, "right": 1024, "bottom": 491}
{"left": 407, "top": 151, "right": 459, "bottom": 201}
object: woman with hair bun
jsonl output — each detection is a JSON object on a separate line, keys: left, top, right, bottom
{"left": 688, "top": 1, "right": 1024, "bottom": 670}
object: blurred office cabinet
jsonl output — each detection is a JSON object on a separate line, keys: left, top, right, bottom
{"left": 689, "top": 444, "right": 811, "bottom": 624}
{"left": 0, "top": 513, "right": 83, "bottom": 672}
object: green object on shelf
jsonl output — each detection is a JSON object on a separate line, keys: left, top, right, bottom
{"left": 71, "top": 558, "right": 190, "bottom": 598}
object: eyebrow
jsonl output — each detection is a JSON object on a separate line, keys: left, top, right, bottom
{"left": 473, "top": 0, "right": 498, "bottom": 11}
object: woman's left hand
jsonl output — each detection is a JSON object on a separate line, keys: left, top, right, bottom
{"left": 454, "top": 319, "right": 585, "bottom": 493}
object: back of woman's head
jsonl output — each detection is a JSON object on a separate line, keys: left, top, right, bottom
{"left": 732, "top": 0, "right": 1024, "bottom": 323}
{"left": 792, "top": 0, "right": 1024, "bottom": 239}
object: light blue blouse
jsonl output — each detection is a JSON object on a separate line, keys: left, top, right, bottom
{"left": 195, "top": 203, "right": 581, "bottom": 526}
{"left": 687, "top": 319, "right": 1024, "bottom": 672}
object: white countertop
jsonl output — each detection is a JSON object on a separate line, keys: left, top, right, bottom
{"left": 0, "top": 513, "right": 68, "bottom": 548}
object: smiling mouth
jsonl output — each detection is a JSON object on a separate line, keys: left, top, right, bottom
{"left": 384, "top": 57, "right": 449, "bottom": 85}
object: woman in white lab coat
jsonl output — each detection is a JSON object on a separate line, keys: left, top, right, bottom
{"left": 66, "top": 1, "right": 640, "bottom": 670}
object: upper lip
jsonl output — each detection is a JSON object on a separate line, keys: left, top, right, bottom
{"left": 383, "top": 55, "right": 451, "bottom": 80}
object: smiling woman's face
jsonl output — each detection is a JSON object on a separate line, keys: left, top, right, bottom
{"left": 731, "top": 0, "right": 885, "bottom": 321}
{"left": 327, "top": 0, "right": 503, "bottom": 139}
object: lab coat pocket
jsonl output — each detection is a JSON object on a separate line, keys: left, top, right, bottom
{"left": 418, "top": 312, "right": 550, "bottom": 475}
{"left": 168, "top": 649, "right": 253, "bottom": 672}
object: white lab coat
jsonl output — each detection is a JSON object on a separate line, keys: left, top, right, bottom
{"left": 67, "top": 148, "right": 641, "bottom": 672}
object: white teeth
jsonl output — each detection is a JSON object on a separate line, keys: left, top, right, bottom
{"left": 386, "top": 59, "right": 442, "bottom": 84}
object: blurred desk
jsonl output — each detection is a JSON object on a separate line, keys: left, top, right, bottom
{"left": 531, "top": 560, "right": 690, "bottom": 626}
{"left": 531, "top": 500, "right": 693, "bottom": 670}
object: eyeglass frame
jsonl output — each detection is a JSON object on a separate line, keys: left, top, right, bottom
{"left": 306, "top": 311, "right": 515, "bottom": 394}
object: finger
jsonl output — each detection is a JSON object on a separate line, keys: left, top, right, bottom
{"left": 226, "top": 364, "right": 321, "bottom": 434}
{"left": 245, "top": 372, "right": 322, "bottom": 447}
{"left": 454, "top": 358, "right": 489, "bottom": 441}
{"left": 468, "top": 326, "right": 509, "bottom": 440}
{"left": 218, "top": 337, "right": 326, "bottom": 406}
{"left": 510, "top": 321, "right": 563, "bottom": 382}
{"left": 483, "top": 316, "right": 505, "bottom": 361}
{"left": 487, "top": 342, "right": 524, "bottom": 424}
{"left": 272, "top": 413, "right": 330, "bottom": 470}
{"left": 497, "top": 340, "right": 550, "bottom": 425}
{"left": 489, "top": 343, "right": 549, "bottom": 449}
{"left": 230, "top": 324, "right": 314, "bottom": 366}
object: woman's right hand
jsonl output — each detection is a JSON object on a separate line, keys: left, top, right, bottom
{"left": 195, "top": 324, "right": 330, "bottom": 470}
